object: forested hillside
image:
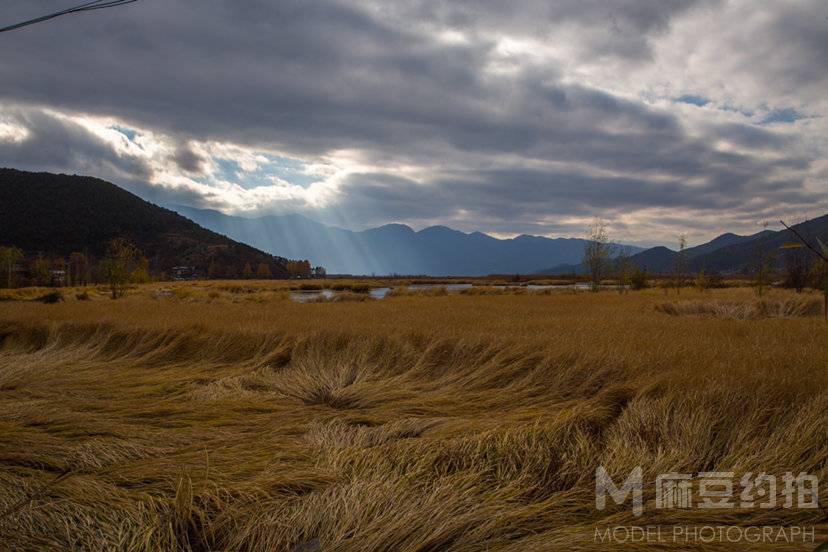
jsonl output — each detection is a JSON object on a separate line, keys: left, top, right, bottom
{"left": 0, "top": 168, "right": 289, "bottom": 278}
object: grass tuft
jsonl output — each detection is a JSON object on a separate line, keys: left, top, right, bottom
{"left": 656, "top": 297, "right": 823, "bottom": 319}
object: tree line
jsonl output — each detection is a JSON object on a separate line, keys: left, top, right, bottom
{"left": 583, "top": 219, "right": 828, "bottom": 294}
{"left": 0, "top": 238, "right": 326, "bottom": 297}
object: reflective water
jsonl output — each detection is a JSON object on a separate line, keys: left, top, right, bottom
{"left": 289, "top": 282, "right": 613, "bottom": 302}
{"left": 290, "top": 289, "right": 336, "bottom": 303}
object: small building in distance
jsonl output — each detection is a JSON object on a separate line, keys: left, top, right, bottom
{"left": 50, "top": 269, "right": 66, "bottom": 287}
{"left": 312, "top": 266, "right": 326, "bottom": 279}
{"left": 171, "top": 266, "right": 197, "bottom": 280}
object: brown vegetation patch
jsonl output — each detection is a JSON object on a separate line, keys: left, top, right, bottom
{"left": 0, "top": 286, "right": 825, "bottom": 550}
{"left": 656, "top": 297, "right": 823, "bottom": 319}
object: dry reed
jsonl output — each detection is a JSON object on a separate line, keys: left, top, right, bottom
{"left": 0, "top": 284, "right": 825, "bottom": 550}
{"left": 656, "top": 297, "right": 823, "bottom": 319}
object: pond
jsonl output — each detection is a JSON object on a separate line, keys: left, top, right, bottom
{"left": 288, "top": 282, "right": 620, "bottom": 302}
{"left": 290, "top": 283, "right": 470, "bottom": 302}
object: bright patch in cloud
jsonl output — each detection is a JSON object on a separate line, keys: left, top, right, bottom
{"left": 0, "top": 121, "right": 28, "bottom": 143}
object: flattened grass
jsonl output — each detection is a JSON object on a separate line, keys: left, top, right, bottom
{"left": 0, "top": 284, "right": 825, "bottom": 550}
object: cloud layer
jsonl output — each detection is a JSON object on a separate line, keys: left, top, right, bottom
{"left": 1, "top": 0, "right": 826, "bottom": 244}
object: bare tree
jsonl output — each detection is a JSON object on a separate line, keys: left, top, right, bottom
{"left": 31, "top": 255, "right": 52, "bottom": 287}
{"left": 752, "top": 222, "right": 775, "bottom": 297}
{"left": 68, "top": 252, "right": 89, "bottom": 286}
{"left": 694, "top": 269, "right": 711, "bottom": 292}
{"left": 780, "top": 219, "right": 828, "bottom": 318}
{"left": 0, "top": 246, "right": 24, "bottom": 288}
{"left": 781, "top": 245, "right": 810, "bottom": 293}
{"left": 673, "top": 235, "right": 688, "bottom": 294}
{"left": 256, "top": 262, "right": 273, "bottom": 279}
{"left": 780, "top": 220, "right": 828, "bottom": 264}
{"left": 583, "top": 220, "right": 611, "bottom": 292}
{"left": 615, "top": 247, "right": 632, "bottom": 294}
{"left": 102, "top": 238, "right": 139, "bottom": 299}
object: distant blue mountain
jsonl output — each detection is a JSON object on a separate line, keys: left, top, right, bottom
{"left": 541, "top": 218, "right": 827, "bottom": 275}
{"left": 168, "top": 205, "right": 644, "bottom": 276}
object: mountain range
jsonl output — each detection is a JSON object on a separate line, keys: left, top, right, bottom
{"left": 0, "top": 169, "right": 288, "bottom": 277}
{"left": 168, "top": 205, "right": 645, "bottom": 276}
{"left": 173, "top": 204, "right": 827, "bottom": 276}
{"left": 2, "top": 168, "right": 826, "bottom": 278}
{"left": 542, "top": 219, "right": 828, "bottom": 275}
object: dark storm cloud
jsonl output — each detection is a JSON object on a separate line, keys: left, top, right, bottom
{"left": 172, "top": 143, "right": 207, "bottom": 175}
{"left": 2, "top": 0, "right": 472, "bottom": 154}
{"left": 331, "top": 158, "right": 818, "bottom": 234}
{"left": 758, "top": 4, "right": 828, "bottom": 98}
{"left": 372, "top": 0, "right": 715, "bottom": 60}
{"left": 0, "top": 1, "right": 705, "bottom": 160}
{"left": 714, "top": 123, "right": 794, "bottom": 151}
{"left": 0, "top": 0, "right": 824, "bottom": 238}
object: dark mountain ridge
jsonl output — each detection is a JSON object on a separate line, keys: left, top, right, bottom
{"left": 682, "top": 217, "right": 827, "bottom": 274}
{"left": 626, "top": 229, "right": 778, "bottom": 273}
{"left": 0, "top": 168, "right": 288, "bottom": 277}
{"left": 540, "top": 220, "right": 826, "bottom": 276}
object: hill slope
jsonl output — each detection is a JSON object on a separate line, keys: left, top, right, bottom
{"left": 685, "top": 216, "right": 828, "bottom": 273}
{"left": 627, "top": 220, "right": 827, "bottom": 274}
{"left": 0, "top": 169, "right": 288, "bottom": 276}
{"left": 171, "top": 205, "right": 644, "bottom": 276}
{"left": 540, "top": 221, "right": 826, "bottom": 276}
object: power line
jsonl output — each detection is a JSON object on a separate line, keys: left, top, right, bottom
{"left": 0, "top": 0, "right": 139, "bottom": 33}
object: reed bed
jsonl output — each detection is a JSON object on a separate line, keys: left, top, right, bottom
{"left": 0, "top": 285, "right": 825, "bottom": 550}
{"left": 656, "top": 297, "right": 823, "bottom": 320}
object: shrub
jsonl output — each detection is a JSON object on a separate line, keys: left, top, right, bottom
{"left": 75, "top": 291, "right": 91, "bottom": 301}
{"left": 387, "top": 286, "right": 450, "bottom": 298}
{"left": 629, "top": 268, "right": 649, "bottom": 290}
{"left": 38, "top": 290, "right": 64, "bottom": 304}
{"left": 306, "top": 292, "right": 374, "bottom": 303}
{"left": 694, "top": 270, "right": 710, "bottom": 292}
{"left": 707, "top": 273, "right": 726, "bottom": 288}
{"left": 294, "top": 283, "right": 322, "bottom": 291}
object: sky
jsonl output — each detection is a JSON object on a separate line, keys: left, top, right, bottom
{"left": 0, "top": 0, "right": 827, "bottom": 247}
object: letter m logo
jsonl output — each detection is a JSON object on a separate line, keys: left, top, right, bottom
{"left": 595, "top": 466, "right": 643, "bottom": 516}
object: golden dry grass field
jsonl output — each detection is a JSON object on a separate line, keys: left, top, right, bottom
{"left": 0, "top": 282, "right": 826, "bottom": 551}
